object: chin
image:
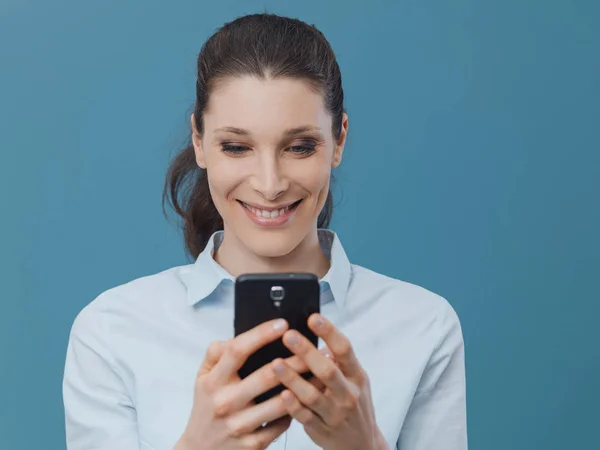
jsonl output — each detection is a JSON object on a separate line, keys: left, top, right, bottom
{"left": 239, "top": 227, "right": 307, "bottom": 259}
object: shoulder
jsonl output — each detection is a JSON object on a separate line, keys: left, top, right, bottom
{"left": 69, "top": 263, "right": 194, "bottom": 340}
{"left": 348, "top": 263, "right": 461, "bottom": 332}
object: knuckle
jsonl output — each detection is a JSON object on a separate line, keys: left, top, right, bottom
{"left": 337, "top": 341, "right": 352, "bottom": 358}
{"left": 212, "top": 395, "right": 231, "bottom": 418}
{"left": 345, "top": 391, "right": 360, "bottom": 409}
{"left": 277, "top": 395, "right": 289, "bottom": 411}
{"left": 285, "top": 355, "right": 304, "bottom": 371}
{"left": 353, "top": 368, "right": 368, "bottom": 388}
{"left": 226, "top": 419, "right": 247, "bottom": 438}
{"left": 321, "top": 364, "right": 338, "bottom": 382}
{"left": 300, "top": 409, "right": 315, "bottom": 425}
{"left": 227, "top": 342, "right": 245, "bottom": 360}
{"left": 261, "top": 366, "right": 277, "bottom": 385}
{"left": 207, "top": 340, "right": 222, "bottom": 355}
{"left": 242, "top": 439, "right": 267, "bottom": 450}
{"left": 242, "top": 437, "right": 265, "bottom": 450}
{"left": 305, "top": 390, "right": 321, "bottom": 407}
{"left": 196, "top": 375, "right": 214, "bottom": 394}
{"left": 330, "top": 414, "right": 345, "bottom": 428}
{"left": 358, "top": 370, "right": 369, "bottom": 387}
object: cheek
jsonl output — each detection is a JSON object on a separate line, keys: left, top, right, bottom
{"left": 205, "top": 160, "right": 245, "bottom": 206}
{"left": 295, "top": 161, "right": 331, "bottom": 203}
{"left": 314, "top": 156, "right": 333, "bottom": 191}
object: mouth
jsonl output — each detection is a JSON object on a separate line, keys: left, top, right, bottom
{"left": 237, "top": 199, "right": 302, "bottom": 226}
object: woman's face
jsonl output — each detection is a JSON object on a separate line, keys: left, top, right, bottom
{"left": 191, "top": 75, "right": 348, "bottom": 258}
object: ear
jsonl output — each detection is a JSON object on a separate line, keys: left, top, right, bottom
{"left": 332, "top": 113, "right": 348, "bottom": 169}
{"left": 191, "top": 113, "right": 207, "bottom": 169}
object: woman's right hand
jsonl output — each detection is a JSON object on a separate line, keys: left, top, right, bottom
{"left": 174, "top": 319, "right": 328, "bottom": 450}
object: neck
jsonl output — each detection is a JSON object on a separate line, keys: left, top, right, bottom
{"left": 214, "top": 227, "right": 331, "bottom": 278}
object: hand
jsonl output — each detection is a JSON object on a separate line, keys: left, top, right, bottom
{"left": 270, "top": 314, "right": 387, "bottom": 450}
{"left": 175, "top": 319, "right": 331, "bottom": 450}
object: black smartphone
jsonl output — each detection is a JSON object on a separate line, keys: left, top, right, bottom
{"left": 234, "top": 272, "right": 320, "bottom": 404}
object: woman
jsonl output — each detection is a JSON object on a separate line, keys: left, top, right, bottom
{"left": 63, "top": 13, "right": 467, "bottom": 450}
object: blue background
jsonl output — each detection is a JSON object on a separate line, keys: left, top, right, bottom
{"left": 1, "top": 0, "right": 598, "bottom": 448}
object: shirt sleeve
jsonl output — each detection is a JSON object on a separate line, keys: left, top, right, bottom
{"left": 396, "top": 301, "right": 468, "bottom": 450}
{"left": 62, "top": 304, "right": 140, "bottom": 450}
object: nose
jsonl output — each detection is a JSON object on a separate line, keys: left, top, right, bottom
{"left": 250, "top": 152, "right": 289, "bottom": 201}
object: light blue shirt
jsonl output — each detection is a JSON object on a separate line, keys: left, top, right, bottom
{"left": 63, "top": 229, "right": 467, "bottom": 449}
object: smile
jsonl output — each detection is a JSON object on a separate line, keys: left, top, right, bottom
{"left": 238, "top": 200, "right": 302, "bottom": 226}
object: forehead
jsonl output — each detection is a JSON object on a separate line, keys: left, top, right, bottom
{"left": 203, "top": 76, "right": 331, "bottom": 133}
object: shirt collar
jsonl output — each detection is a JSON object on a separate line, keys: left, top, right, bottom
{"left": 184, "top": 229, "right": 352, "bottom": 309}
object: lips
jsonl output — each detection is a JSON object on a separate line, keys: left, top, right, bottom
{"left": 240, "top": 200, "right": 301, "bottom": 218}
{"left": 238, "top": 199, "right": 302, "bottom": 226}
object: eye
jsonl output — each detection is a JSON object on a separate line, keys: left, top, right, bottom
{"left": 287, "top": 140, "right": 317, "bottom": 155}
{"left": 221, "top": 143, "right": 249, "bottom": 154}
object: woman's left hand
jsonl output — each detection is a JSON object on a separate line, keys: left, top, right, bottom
{"left": 270, "top": 313, "right": 389, "bottom": 450}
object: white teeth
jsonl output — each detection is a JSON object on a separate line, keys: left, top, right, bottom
{"left": 242, "top": 202, "right": 297, "bottom": 219}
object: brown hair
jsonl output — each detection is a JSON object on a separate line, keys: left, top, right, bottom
{"left": 163, "top": 13, "right": 345, "bottom": 259}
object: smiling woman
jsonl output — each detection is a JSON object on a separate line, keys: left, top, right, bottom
{"left": 63, "top": 13, "right": 467, "bottom": 450}
{"left": 189, "top": 75, "right": 344, "bottom": 271}
{"left": 165, "top": 45, "right": 344, "bottom": 265}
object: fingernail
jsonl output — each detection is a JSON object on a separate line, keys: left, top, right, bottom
{"left": 273, "top": 361, "right": 286, "bottom": 376}
{"left": 281, "top": 390, "right": 293, "bottom": 404}
{"left": 313, "top": 315, "right": 324, "bottom": 329}
{"left": 286, "top": 332, "right": 299, "bottom": 347}
{"left": 273, "top": 319, "right": 287, "bottom": 331}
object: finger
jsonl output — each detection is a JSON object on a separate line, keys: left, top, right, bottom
{"left": 228, "top": 361, "right": 283, "bottom": 412}
{"left": 308, "top": 314, "right": 363, "bottom": 379}
{"left": 244, "top": 415, "right": 292, "bottom": 449}
{"left": 284, "top": 355, "right": 330, "bottom": 391}
{"left": 272, "top": 358, "right": 332, "bottom": 421}
{"left": 226, "top": 391, "right": 290, "bottom": 437}
{"left": 283, "top": 346, "right": 336, "bottom": 374}
{"left": 280, "top": 390, "right": 328, "bottom": 434}
{"left": 212, "top": 319, "right": 289, "bottom": 381}
{"left": 308, "top": 375, "right": 326, "bottom": 392}
{"left": 282, "top": 329, "right": 350, "bottom": 401}
{"left": 198, "top": 341, "right": 226, "bottom": 376}
{"left": 225, "top": 346, "right": 334, "bottom": 413}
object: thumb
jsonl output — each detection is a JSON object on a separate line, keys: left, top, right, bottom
{"left": 199, "top": 340, "right": 226, "bottom": 376}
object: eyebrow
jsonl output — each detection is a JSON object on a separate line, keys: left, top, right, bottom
{"left": 214, "top": 126, "right": 323, "bottom": 136}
